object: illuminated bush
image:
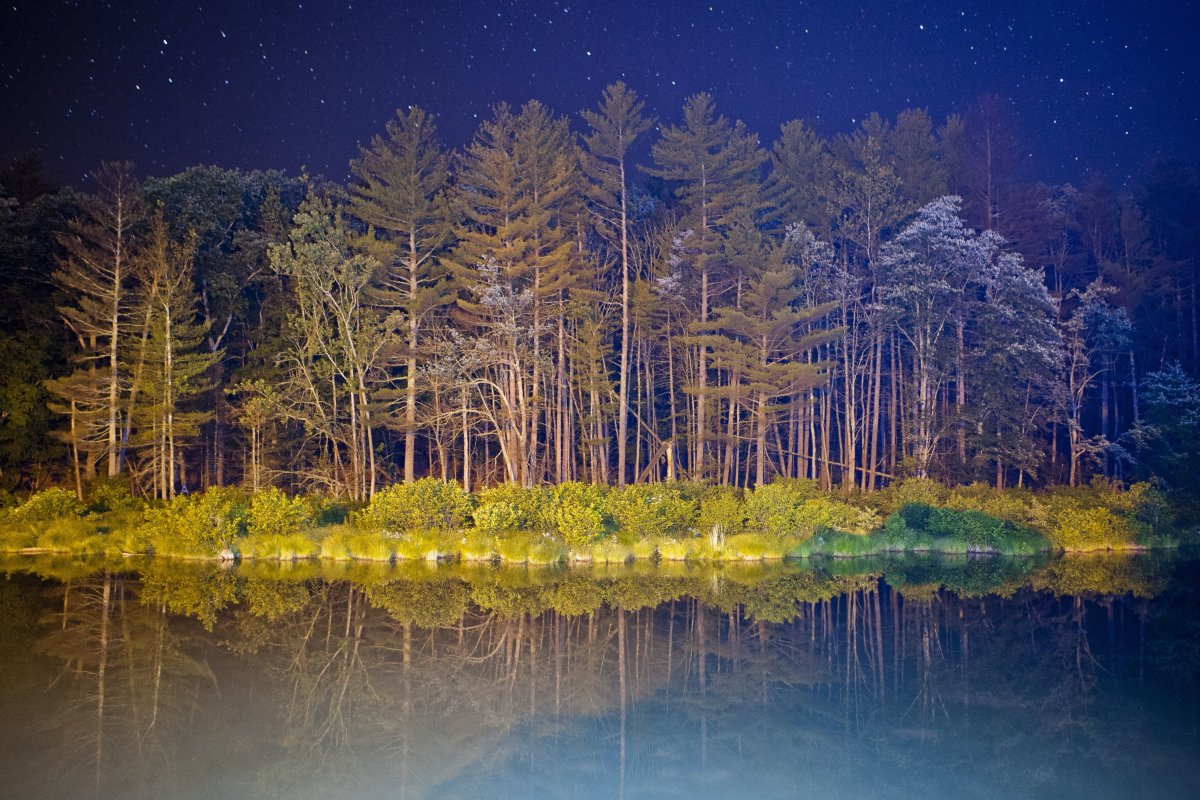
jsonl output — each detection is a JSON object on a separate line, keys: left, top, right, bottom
{"left": 472, "top": 484, "right": 554, "bottom": 532}
{"left": 605, "top": 484, "right": 696, "bottom": 541}
{"left": 696, "top": 486, "right": 745, "bottom": 538}
{"left": 745, "top": 479, "right": 877, "bottom": 538}
{"left": 247, "top": 487, "right": 314, "bottom": 538}
{"left": 1046, "top": 505, "right": 1137, "bottom": 551}
{"left": 354, "top": 478, "right": 472, "bottom": 533}
{"left": 553, "top": 482, "right": 609, "bottom": 547}
{"left": 11, "top": 487, "right": 84, "bottom": 522}
{"left": 139, "top": 487, "right": 249, "bottom": 557}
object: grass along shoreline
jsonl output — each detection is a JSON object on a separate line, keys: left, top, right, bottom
{"left": 0, "top": 477, "right": 1184, "bottom": 564}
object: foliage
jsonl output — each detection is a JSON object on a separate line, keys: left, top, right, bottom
{"left": 84, "top": 477, "right": 142, "bottom": 514}
{"left": 552, "top": 482, "right": 609, "bottom": 548}
{"left": 471, "top": 484, "right": 555, "bottom": 533}
{"left": 697, "top": 486, "right": 746, "bottom": 538}
{"left": 247, "top": 487, "right": 315, "bottom": 538}
{"left": 139, "top": 487, "right": 248, "bottom": 557}
{"left": 604, "top": 483, "right": 696, "bottom": 542}
{"left": 353, "top": 478, "right": 473, "bottom": 533}
{"left": 10, "top": 487, "right": 84, "bottom": 522}
{"left": 745, "top": 479, "right": 879, "bottom": 538}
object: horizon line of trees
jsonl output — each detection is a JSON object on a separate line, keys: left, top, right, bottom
{"left": 2, "top": 85, "right": 1199, "bottom": 501}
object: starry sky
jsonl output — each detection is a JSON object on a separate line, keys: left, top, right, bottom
{"left": 1, "top": 0, "right": 1196, "bottom": 188}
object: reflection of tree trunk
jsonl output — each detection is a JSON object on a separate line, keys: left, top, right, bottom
{"left": 618, "top": 606, "right": 627, "bottom": 800}
{"left": 95, "top": 572, "right": 111, "bottom": 799}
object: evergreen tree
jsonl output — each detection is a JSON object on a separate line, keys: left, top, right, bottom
{"left": 647, "top": 93, "right": 764, "bottom": 480}
{"left": 130, "top": 214, "right": 221, "bottom": 499}
{"left": 581, "top": 81, "right": 654, "bottom": 486}
{"left": 348, "top": 106, "right": 456, "bottom": 483}
{"left": 46, "top": 162, "right": 144, "bottom": 484}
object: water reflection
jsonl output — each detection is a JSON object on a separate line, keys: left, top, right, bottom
{"left": 0, "top": 554, "right": 1195, "bottom": 799}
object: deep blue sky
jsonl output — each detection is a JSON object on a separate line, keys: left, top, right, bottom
{"left": 1, "top": 0, "right": 1196, "bottom": 187}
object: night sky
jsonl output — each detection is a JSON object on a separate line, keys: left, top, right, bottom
{"left": 2, "top": 0, "right": 1196, "bottom": 188}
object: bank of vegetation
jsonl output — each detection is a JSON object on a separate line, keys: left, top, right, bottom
{"left": 3, "top": 85, "right": 1200, "bottom": 524}
{"left": 0, "top": 476, "right": 1180, "bottom": 563}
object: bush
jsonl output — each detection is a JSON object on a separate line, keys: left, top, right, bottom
{"left": 1048, "top": 506, "right": 1135, "bottom": 551}
{"left": 877, "top": 478, "right": 948, "bottom": 515}
{"left": 12, "top": 488, "right": 84, "bottom": 522}
{"left": 746, "top": 479, "right": 877, "bottom": 538}
{"left": 354, "top": 478, "right": 472, "bottom": 533}
{"left": 745, "top": 480, "right": 803, "bottom": 537}
{"left": 472, "top": 484, "right": 554, "bottom": 533}
{"left": 605, "top": 484, "right": 696, "bottom": 542}
{"left": 890, "top": 503, "right": 1050, "bottom": 555}
{"left": 553, "top": 482, "right": 609, "bottom": 547}
{"left": 248, "top": 488, "right": 315, "bottom": 538}
{"left": 85, "top": 477, "right": 142, "bottom": 514}
{"left": 140, "top": 487, "right": 248, "bottom": 557}
{"left": 697, "top": 487, "right": 745, "bottom": 539}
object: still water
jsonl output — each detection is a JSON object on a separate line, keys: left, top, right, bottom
{"left": 0, "top": 553, "right": 1196, "bottom": 799}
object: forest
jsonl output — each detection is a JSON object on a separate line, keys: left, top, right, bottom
{"left": 2, "top": 83, "right": 1199, "bottom": 507}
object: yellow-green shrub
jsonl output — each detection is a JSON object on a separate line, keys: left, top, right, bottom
{"left": 354, "top": 478, "right": 472, "bottom": 533}
{"left": 697, "top": 487, "right": 745, "bottom": 539}
{"left": 139, "top": 487, "right": 248, "bottom": 557}
{"left": 605, "top": 484, "right": 696, "bottom": 542}
{"left": 1047, "top": 506, "right": 1137, "bottom": 551}
{"left": 247, "top": 488, "right": 314, "bottom": 538}
{"left": 553, "top": 482, "right": 608, "bottom": 547}
{"left": 746, "top": 479, "right": 878, "bottom": 538}
{"left": 12, "top": 487, "right": 84, "bottom": 522}
{"left": 472, "top": 484, "right": 554, "bottom": 532}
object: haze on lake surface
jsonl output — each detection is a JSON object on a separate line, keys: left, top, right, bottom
{"left": 0, "top": 553, "right": 1197, "bottom": 799}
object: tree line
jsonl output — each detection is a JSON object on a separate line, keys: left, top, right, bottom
{"left": 2, "top": 84, "right": 1198, "bottom": 500}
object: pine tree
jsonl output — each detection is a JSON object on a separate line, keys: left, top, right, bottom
{"left": 695, "top": 227, "right": 840, "bottom": 486}
{"left": 582, "top": 81, "right": 654, "bottom": 486}
{"left": 647, "top": 93, "right": 763, "bottom": 480}
{"left": 450, "top": 102, "right": 583, "bottom": 485}
{"left": 348, "top": 106, "right": 455, "bottom": 483}
{"left": 46, "top": 161, "right": 144, "bottom": 483}
{"left": 130, "top": 214, "right": 221, "bottom": 499}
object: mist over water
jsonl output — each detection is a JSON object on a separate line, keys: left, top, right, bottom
{"left": 0, "top": 554, "right": 1196, "bottom": 799}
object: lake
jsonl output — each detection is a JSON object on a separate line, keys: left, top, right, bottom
{"left": 0, "top": 553, "right": 1196, "bottom": 799}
